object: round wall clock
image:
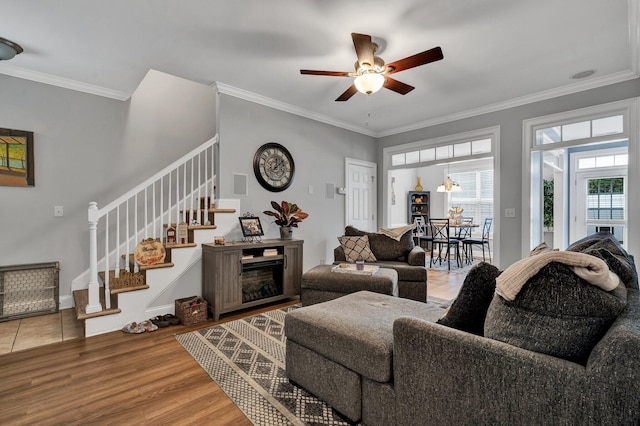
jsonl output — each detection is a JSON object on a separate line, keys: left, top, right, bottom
{"left": 253, "top": 142, "right": 295, "bottom": 192}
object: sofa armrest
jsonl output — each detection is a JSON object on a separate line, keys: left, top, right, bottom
{"left": 407, "top": 246, "right": 425, "bottom": 266}
{"left": 334, "top": 245, "right": 346, "bottom": 262}
{"left": 392, "top": 317, "right": 638, "bottom": 425}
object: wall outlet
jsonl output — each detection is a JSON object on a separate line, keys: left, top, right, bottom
{"left": 54, "top": 206, "right": 64, "bottom": 217}
{"left": 505, "top": 208, "right": 516, "bottom": 218}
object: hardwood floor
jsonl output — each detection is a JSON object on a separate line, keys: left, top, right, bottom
{"left": 0, "top": 271, "right": 464, "bottom": 425}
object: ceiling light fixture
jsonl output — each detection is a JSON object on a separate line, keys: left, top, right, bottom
{"left": 0, "top": 37, "right": 23, "bottom": 61}
{"left": 354, "top": 72, "right": 385, "bottom": 95}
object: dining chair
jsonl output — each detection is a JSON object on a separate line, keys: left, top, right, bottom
{"left": 429, "top": 218, "right": 461, "bottom": 270}
{"left": 413, "top": 217, "right": 431, "bottom": 250}
{"left": 462, "top": 218, "right": 493, "bottom": 263}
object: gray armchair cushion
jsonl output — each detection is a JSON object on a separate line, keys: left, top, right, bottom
{"left": 437, "top": 262, "right": 501, "bottom": 335}
{"left": 485, "top": 262, "right": 627, "bottom": 364}
{"left": 345, "top": 225, "right": 414, "bottom": 261}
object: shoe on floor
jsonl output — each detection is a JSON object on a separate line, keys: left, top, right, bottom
{"left": 122, "top": 321, "right": 145, "bottom": 334}
{"left": 162, "top": 314, "right": 181, "bottom": 325}
{"left": 150, "top": 315, "right": 170, "bottom": 328}
{"left": 142, "top": 320, "right": 159, "bottom": 332}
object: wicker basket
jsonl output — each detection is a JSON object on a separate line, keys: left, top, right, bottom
{"left": 175, "top": 296, "right": 208, "bottom": 326}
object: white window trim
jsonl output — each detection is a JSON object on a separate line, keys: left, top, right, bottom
{"left": 382, "top": 125, "right": 500, "bottom": 266}
{"left": 522, "top": 98, "right": 639, "bottom": 258}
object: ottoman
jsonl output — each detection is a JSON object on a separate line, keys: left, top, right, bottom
{"left": 285, "top": 291, "right": 446, "bottom": 424}
{"left": 300, "top": 264, "right": 398, "bottom": 306}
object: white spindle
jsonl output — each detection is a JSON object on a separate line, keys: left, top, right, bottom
{"left": 143, "top": 188, "right": 147, "bottom": 240}
{"left": 183, "top": 164, "right": 187, "bottom": 222}
{"left": 190, "top": 158, "right": 195, "bottom": 224}
{"left": 126, "top": 199, "right": 130, "bottom": 273}
{"left": 197, "top": 153, "right": 202, "bottom": 225}
{"left": 115, "top": 205, "right": 120, "bottom": 278}
{"left": 176, "top": 168, "right": 180, "bottom": 226}
{"left": 159, "top": 176, "right": 164, "bottom": 236}
{"left": 152, "top": 183, "right": 156, "bottom": 240}
{"left": 104, "top": 213, "right": 110, "bottom": 309}
{"left": 168, "top": 171, "right": 172, "bottom": 227}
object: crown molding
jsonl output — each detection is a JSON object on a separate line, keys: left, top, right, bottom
{"left": 0, "top": 63, "right": 131, "bottom": 101}
{"left": 377, "top": 70, "right": 640, "bottom": 138}
{"left": 211, "top": 81, "right": 377, "bottom": 137}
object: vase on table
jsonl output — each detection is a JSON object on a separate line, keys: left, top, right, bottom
{"left": 415, "top": 177, "right": 423, "bottom": 191}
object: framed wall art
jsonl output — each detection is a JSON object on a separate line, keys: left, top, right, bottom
{"left": 0, "top": 128, "right": 34, "bottom": 187}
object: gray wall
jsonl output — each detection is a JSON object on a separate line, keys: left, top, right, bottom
{"left": 0, "top": 70, "right": 216, "bottom": 305}
{"left": 377, "top": 78, "right": 640, "bottom": 268}
{"left": 216, "top": 94, "right": 376, "bottom": 270}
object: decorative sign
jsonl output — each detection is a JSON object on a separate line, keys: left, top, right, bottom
{"left": 166, "top": 225, "right": 176, "bottom": 245}
{"left": 177, "top": 222, "right": 188, "bottom": 244}
{"left": 134, "top": 238, "right": 166, "bottom": 266}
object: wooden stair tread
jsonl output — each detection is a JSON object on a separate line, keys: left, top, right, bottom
{"left": 139, "top": 262, "right": 174, "bottom": 270}
{"left": 164, "top": 242, "right": 197, "bottom": 248}
{"left": 111, "top": 284, "right": 150, "bottom": 295}
{"left": 73, "top": 289, "right": 121, "bottom": 320}
{"left": 188, "top": 224, "right": 216, "bottom": 230}
{"left": 210, "top": 208, "right": 236, "bottom": 213}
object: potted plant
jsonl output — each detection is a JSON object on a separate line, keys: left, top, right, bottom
{"left": 263, "top": 201, "right": 309, "bottom": 240}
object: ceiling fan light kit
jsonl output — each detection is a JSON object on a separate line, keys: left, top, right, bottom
{"left": 354, "top": 72, "right": 385, "bottom": 94}
{"left": 0, "top": 37, "right": 23, "bottom": 61}
{"left": 300, "top": 32, "right": 443, "bottom": 101}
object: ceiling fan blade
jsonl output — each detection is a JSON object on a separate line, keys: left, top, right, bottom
{"left": 300, "top": 70, "right": 351, "bottom": 77}
{"left": 335, "top": 84, "right": 358, "bottom": 102}
{"left": 383, "top": 76, "right": 415, "bottom": 95}
{"left": 386, "top": 46, "right": 443, "bottom": 74}
{"left": 352, "top": 33, "right": 374, "bottom": 68}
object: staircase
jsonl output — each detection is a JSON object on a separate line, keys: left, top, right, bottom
{"left": 71, "top": 135, "right": 238, "bottom": 337}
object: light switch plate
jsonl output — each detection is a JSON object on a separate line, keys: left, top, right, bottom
{"left": 54, "top": 206, "right": 64, "bottom": 217}
{"left": 505, "top": 208, "right": 516, "bottom": 218}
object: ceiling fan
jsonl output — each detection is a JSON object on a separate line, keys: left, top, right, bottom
{"left": 300, "top": 33, "right": 443, "bottom": 102}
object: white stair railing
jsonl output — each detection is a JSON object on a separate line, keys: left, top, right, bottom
{"left": 85, "top": 135, "right": 218, "bottom": 314}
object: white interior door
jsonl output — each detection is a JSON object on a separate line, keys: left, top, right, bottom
{"left": 345, "top": 158, "right": 377, "bottom": 232}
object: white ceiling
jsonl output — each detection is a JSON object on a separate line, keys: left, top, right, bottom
{"left": 0, "top": 0, "right": 637, "bottom": 136}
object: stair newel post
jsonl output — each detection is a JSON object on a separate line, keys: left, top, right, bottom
{"left": 86, "top": 202, "right": 103, "bottom": 314}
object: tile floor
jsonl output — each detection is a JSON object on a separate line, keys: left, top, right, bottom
{"left": 0, "top": 309, "right": 84, "bottom": 355}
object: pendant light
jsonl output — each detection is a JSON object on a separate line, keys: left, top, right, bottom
{"left": 437, "top": 146, "right": 462, "bottom": 193}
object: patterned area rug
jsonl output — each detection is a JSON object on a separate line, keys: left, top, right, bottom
{"left": 176, "top": 305, "right": 353, "bottom": 425}
{"left": 428, "top": 257, "right": 481, "bottom": 273}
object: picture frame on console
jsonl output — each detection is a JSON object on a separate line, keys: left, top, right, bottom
{"left": 239, "top": 216, "right": 264, "bottom": 237}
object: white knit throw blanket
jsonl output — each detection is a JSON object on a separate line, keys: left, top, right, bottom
{"left": 496, "top": 251, "right": 621, "bottom": 301}
{"left": 378, "top": 224, "right": 415, "bottom": 241}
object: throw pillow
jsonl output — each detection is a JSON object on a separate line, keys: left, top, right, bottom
{"left": 484, "top": 262, "right": 627, "bottom": 364}
{"left": 437, "top": 262, "right": 501, "bottom": 335}
{"left": 338, "top": 235, "right": 377, "bottom": 263}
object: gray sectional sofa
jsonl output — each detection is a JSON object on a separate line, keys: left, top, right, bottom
{"left": 334, "top": 225, "right": 428, "bottom": 302}
{"left": 286, "top": 232, "right": 640, "bottom": 425}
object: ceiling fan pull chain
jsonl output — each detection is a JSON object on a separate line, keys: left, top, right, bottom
{"left": 365, "top": 94, "right": 371, "bottom": 127}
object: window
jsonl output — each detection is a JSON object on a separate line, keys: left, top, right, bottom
{"left": 448, "top": 168, "right": 494, "bottom": 236}
{"left": 535, "top": 114, "right": 623, "bottom": 145}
